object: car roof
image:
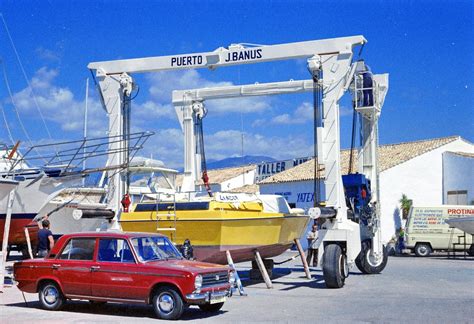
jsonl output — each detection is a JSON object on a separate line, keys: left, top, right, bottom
{"left": 60, "top": 231, "right": 167, "bottom": 240}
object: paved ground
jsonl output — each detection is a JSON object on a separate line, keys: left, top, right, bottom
{"left": 1, "top": 252, "right": 473, "bottom": 323}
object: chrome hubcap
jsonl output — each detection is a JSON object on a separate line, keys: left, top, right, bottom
{"left": 158, "top": 293, "right": 174, "bottom": 313}
{"left": 44, "top": 286, "right": 58, "bottom": 304}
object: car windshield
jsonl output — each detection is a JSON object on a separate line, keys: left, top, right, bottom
{"left": 131, "top": 236, "right": 183, "bottom": 262}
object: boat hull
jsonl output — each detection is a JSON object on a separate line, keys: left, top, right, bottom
{"left": 120, "top": 209, "right": 309, "bottom": 264}
{"left": 0, "top": 214, "right": 38, "bottom": 245}
{"left": 190, "top": 243, "right": 294, "bottom": 264}
{"left": 446, "top": 217, "right": 474, "bottom": 235}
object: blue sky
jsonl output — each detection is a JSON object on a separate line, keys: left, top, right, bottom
{"left": 0, "top": 0, "right": 472, "bottom": 168}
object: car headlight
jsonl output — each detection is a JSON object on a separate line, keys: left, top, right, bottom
{"left": 194, "top": 274, "right": 202, "bottom": 291}
{"left": 229, "top": 271, "right": 236, "bottom": 286}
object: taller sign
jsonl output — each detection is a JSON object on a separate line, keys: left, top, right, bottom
{"left": 255, "top": 157, "right": 310, "bottom": 182}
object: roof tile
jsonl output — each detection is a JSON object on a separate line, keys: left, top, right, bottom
{"left": 259, "top": 136, "right": 460, "bottom": 184}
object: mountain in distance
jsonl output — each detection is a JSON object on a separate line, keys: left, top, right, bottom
{"left": 206, "top": 155, "right": 276, "bottom": 169}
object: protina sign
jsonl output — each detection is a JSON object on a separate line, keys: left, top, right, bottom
{"left": 255, "top": 157, "right": 310, "bottom": 182}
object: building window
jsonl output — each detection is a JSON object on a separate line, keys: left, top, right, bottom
{"left": 447, "top": 190, "right": 468, "bottom": 205}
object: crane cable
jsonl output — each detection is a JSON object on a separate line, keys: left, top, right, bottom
{"left": 312, "top": 69, "right": 322, "bottom": 208}
{"left": 348, "top": 101, "right": 357, "bottom": 174}
{"left": 195, "top": 110, "right": 212, "bottom": 197}
{"left": 0, "top": 102, "right": 14, "bottom": 146}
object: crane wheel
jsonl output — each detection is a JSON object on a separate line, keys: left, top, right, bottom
{"left": 322, "top": 244, "right": 347, "bottom": 288}
{"left": 355, "top": 240, "right": 388, "bottom": 274}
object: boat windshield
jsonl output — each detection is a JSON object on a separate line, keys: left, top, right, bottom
{"left": 131, "top": 236, "right": 182, "bottom": 262}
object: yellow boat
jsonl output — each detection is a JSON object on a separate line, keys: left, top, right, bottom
{"left": 120, "top": 193, "right": 309, "bottom": 264}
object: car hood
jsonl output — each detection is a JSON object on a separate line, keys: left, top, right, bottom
{"left": 145, "top": 259, "right": 229, "bottom": 274}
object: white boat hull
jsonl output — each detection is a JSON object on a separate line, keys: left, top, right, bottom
{"left": 446, "top": 217, "right": 474, "bottom": 235}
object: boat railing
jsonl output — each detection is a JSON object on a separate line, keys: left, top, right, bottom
{"left": 4, "top": 131, "right": 154, "bottom": 177}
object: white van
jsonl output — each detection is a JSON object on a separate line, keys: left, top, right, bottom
{"left": 405, "top": 205, "right": 474, "bottom": 257}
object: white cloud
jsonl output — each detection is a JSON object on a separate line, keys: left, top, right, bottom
{"left": 138, "top": 127, "right": 313, "bottom": 169}
{"left": 146, "top": 70, "right": 271, "bottom": 114}
{"left": 3, "top": 67, "right": 313, "bottom": 169}
{"left": 256, "top": 101, "right": 353, "bottom": 126}
{"left": 7, "top": 67, "right": 107, "bottom": 137}
{"left": 205, "top": 129, "right": 312, "bottom": 161}
{"left": 138, "top": 128, "right": 184, "bottom": 168}
{"left": 270, "top": 101, "right": 313, "bottom": 125}
{"left": 133, "top": 101, "right": 176, "bottom": 121}
{"left": 35, "top": 47, "right": 61, "bottom": 62}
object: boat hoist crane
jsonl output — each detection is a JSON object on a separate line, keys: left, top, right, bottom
{"left": 88, "top": 35, "right": 389, "bottom": 288}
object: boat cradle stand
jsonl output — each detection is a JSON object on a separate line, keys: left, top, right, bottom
{"left": 250, "top": 239, "right": 312, "bottom": 289}
{"left": 226, "top": 250, "right": 247, "bottom": 296}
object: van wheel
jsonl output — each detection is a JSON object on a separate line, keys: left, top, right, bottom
{"left": 152, "top": 287, "right": 184, "bottom": 320}
{"left": 39, "top": 282, "right": 65, "bottom": 311}
{"left": 414, "top": 243, "right": 431, "bottom": 257}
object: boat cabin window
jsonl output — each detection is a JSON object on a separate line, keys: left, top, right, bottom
{"left": 58, "top": 238, "right": 96, "bottom": 260}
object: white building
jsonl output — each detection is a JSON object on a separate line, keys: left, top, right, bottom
{"left": 258, "top": 136, "right": 474, "bottom": 243}
{"left": 174, "top": 136, "right": 473, "bottom": 243}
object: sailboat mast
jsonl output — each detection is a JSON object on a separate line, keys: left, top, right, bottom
{"left": 83, "top": 78, "right": 89, "bottom": 182}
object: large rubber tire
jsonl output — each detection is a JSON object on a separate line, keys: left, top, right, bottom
{"left": 152, "top": 287, "right": 185, "bottom": 320}
{"left": 199, "top": 302, "right": 224, "bottom": 312}
{"left": 467, "top": 244, "right": 474, "bottom": 256}
{"left": 414, "top": 243, "right": 431, "bottom": 257}
{"left": 38, "top": 282, "right": 65, "bottom": 311}
{"left": 322, "top": 244, "right": 346, "bottom": 288}
{"left": 356, "top": 240, "right": 388, "bottom": 274}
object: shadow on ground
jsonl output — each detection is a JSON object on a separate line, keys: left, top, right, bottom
{"left": 5, "top": 300, "right": 227, "bottom": 321}
{"left": 236, "top": 265, "right": 366, "bottom": 291}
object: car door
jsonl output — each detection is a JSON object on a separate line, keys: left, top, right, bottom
{"left": 90, "top": 238, "right": 149, "bottom": 301}
{"left": 53, "top": 237, "right": 96, "bottom": 297}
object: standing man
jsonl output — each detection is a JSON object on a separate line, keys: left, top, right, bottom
{"left": 397, "top": 227, "right": 405, "bottom": 255}
{"left": 37, "top": 217, "right": 54, "bottom": 258}
{"left": 306, "top": 224, "right": 318, "bottom": 267}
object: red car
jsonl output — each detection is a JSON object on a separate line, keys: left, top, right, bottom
{"left": 14, "top": 232, "right": 234, "bottom": 320}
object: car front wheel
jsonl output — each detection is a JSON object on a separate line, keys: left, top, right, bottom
{"left": 152, "top": 287, "right": 184, "bottom": 320}
{"left": 199, "top": 302, "right": 224, "bottom": 312}
{"left": 38, "top": 282, "right": 65, "bottom": 311}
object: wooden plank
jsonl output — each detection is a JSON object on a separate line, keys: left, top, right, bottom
{"left": 24, "top": 227, "right": 33, "bottom": 259}
{"left": 254, "top": 250, "right": 273, "bottom": 289}
{"left": 1, "top": 189, "right": 16, "bottom": 292}
{"left": 294, "top": 238, "right": 312, "bottom": 279}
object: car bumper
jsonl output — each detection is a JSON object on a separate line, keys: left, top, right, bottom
{"left": 186, "top": 289, "right": 231, "bottom": 305}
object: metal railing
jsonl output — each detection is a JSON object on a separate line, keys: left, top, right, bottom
{"left": 3, "top": 131, "right": 154, "bottom": 176}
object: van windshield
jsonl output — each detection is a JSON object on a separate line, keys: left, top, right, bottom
{"left": 131, "top": 236, "right": 182, "bottom": 262}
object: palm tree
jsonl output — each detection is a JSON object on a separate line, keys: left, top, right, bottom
{"left": 399, "top": 194, "right": 412, "bottom": 220}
